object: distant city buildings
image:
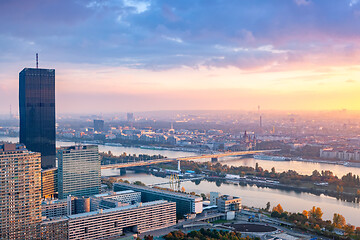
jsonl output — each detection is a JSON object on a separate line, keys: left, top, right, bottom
{"left": 320, "top": 148, "right": 360, "bottom": 162}
{"left": 57, "top": 145, "right": 101, "bottom": 199}
{"left": 93, "top": 119, "right": 104, "bottom": 132}
{"left": 19, "top": 68, "right": 56, "bottom": 169}
{"left": 127, "top": 112, "right": 134, "bottom": 122}
{"left": 0, "top": 143, "right": 42, "bottom": 239}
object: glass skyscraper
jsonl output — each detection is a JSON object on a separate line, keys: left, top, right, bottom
{"left": 57, "top": 145, "right": 101, "bottom": 199}
{"left": 0, "top": 143, "right": 42, "bottom": 239}
{"left": 19, "top": 68, "right": 56, "bottom": 169}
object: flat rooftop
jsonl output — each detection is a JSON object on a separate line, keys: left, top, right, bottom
{"left": 114, "top": 182, "right": 202, "bottom": 201}
{"left": 67, "top": 200, "right": 170, "bottom": 219}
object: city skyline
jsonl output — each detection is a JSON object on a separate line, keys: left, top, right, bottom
{"left": 1, "top": 0, "right": 360, "bottom": 114}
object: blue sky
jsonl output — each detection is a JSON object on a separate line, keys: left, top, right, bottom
{"left": 1, "top": 0, "right": 360, "bottom": 114}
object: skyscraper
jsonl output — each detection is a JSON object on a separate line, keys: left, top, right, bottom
{"left": 19, "top": 67, "right": 56, "bottom": 169}
{"left": 0, "top": 143, "right": 42, "bottom": 239}
{"left": 57, "top": 145, "right": 101, "bottom": 199}
{"left": 93, "top": 119, "right": 104, "bottom": 132}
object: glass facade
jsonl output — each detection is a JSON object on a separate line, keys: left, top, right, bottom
{"left": 19, "top": 68, "right": 56, "bottom": 169}
{"left": 57, "top": 145, "right": 101, "bottom": 199}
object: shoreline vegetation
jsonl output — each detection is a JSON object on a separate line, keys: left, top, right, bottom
{"left": 150, "top": 160, "right": 360, "bottom": 203}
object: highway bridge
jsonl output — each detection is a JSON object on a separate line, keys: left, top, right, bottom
{"left": 100, "top": 149, "right": 280, "bottom": 170}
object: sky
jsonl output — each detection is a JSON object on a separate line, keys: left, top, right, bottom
{"left": 1, "top": 0, "right": 360, "bottom": 114}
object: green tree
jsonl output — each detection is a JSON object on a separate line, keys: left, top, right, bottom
{"left": 265, "top": 202, "right": 271, "bottom": 212}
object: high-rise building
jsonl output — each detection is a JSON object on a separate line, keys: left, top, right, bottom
{"left": 57, "top": 145, "right": 101, "bottom": 199}
{"left": 93, "top": 119, "right": 104, "bottom": 132}
{"left": 127, "top": 112, "right": 134, "bottom": 122}
{"left": 19, "top": 67, "right": 56, "bottom": 169}
{"left": 0, "top": 143, "right": 42, "bottom": 239}
{"left": 41, "top": 168, "right": 58, "bottom": 199}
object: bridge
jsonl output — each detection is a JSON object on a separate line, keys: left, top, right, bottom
{"left": 100, "top": 149, "right": 279, "bottom": 170}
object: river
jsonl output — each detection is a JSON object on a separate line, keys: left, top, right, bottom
{"left": 103, "top": 170, "right": 360, "bottom": 225}
{"left": 1, "top": 136, "right": 360, "bottom": 225}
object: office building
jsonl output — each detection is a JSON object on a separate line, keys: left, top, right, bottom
{"left": 114, "top": 182, "right": 203, "bottom": 217}
{"left": 42, "top": 199, "right": 69, "bottom": 219}
{"left": 19, "top": 68, "right": 56, "bottom": 169}
{"left": 90, "top": 190, "right": 141, "bottom": 211}
{"left": 67, "top": 200, "right": 175, "bottom": 239}
{"left": 40, "top": 218, "right": 68, "bottom": 240}
{"left": 0, "top": 143, "right": 42, "bottom": 239}
{"left": 217, "top": 195, "right": 242, "bottom": 213}
{"left": 93, "top": 119, "right": 104, "bottom": 132}
{"left": 41, "top": 168, "right": 58, "bottom": 198}
{"left": 57, "top": 145, "right": 101, "bottom": 199}
{"left": 41, "top": 200, "right": 175, "bottom": 240}
{"left": 210, "top": 192, "right": 220, "bottom": 206}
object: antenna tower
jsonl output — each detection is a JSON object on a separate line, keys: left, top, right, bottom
{"left": 36, "top": 53, "right": 38, "bottom": 68}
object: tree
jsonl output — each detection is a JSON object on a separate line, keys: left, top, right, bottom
{"left": 309, "top": 206, "right": 323, "bottom": 221}
{"left": 344, "top": 224, "right": 355, "bottom": 235}
{"left": 302, "top": 210, "right": 309, "bottom": 219}
{"left": 265, "top": 202, "right": 271, "bottom": 212}
{"left": 333, "top": 213, "right": 346, "bottom": 228}
{"left": 312, "top": 170, "right": 321, "bottom": 177}
{"left": 272, "top": 204, "right": 284, "bottom": 214}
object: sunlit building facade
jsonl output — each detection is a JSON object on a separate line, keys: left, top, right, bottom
{"left": 0, "top": 144, "right": 42, "bottom": 239}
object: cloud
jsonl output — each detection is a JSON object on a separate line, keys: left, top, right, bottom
{"left": 346, "top": 79, "right": 356, "bottom": 83}
{"left": 1, "top": 0, "right": 360, "bottom": 71}
{"left": 294, "top": 0, "right": 311, "bottom": 6}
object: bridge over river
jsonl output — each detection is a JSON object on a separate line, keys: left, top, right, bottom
{"left": 100, "top": 149, "right": 280, "bottom": 170}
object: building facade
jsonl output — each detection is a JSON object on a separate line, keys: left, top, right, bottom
{"left": 41, "top": 218, "right": 68, "bottom": 240}
{"left": 113, "top": 182, "right": 203, "bottom": 217}
{"left": 67, "top": 200, "right": 176, "bottom": 239}
{"left": 41, "top": 168, "right": 58, "bottom": 198}
{"left": 217, "top": 195, "right": 242, "bottom": 213}
{"left": 93, "top": 119, "right": 104, "bottom": 132}
{"left": 0, "top": 144, "right": 42, "bottom": 239}
{"left": 57, "top": 145, "right": 101, "bottom": 199}
{"left": 19, "top": 68, "right": 56, "bottom": 169}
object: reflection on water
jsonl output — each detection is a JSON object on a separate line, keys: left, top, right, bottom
{"left": 103, "top": 170, "right": 360, "bottom": 225}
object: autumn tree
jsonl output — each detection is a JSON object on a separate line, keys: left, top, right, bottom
{"left": 302, "top": 210, "right": 309, "bottom": 219}
{"left": 309, "top": 206, "right": 323, "bottom": 221}
{"left": 333, "top": 213, "right": 346, "bottom": 228}
{"left": 272, "top": 204, "right": 284, "bottom": 214}
{"left": 344, "top": 224, "right": 355, "bottom": 235}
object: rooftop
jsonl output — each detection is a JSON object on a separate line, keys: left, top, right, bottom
{"left": 67, "top": 200, "right": 169, "bottom": 219}
{"left": 114, "top": 182, "right": 202, "bottom": 200}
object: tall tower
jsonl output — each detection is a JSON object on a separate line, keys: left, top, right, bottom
{"left": 0, "top": 143, "right": 42, "bottom": 239}
{"left": 19, "top": 61, "right": 56, "bottom": 169}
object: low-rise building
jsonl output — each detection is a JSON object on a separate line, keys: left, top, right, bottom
{"left": 113, "top": 182, "right": 203, "bottom": 217}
